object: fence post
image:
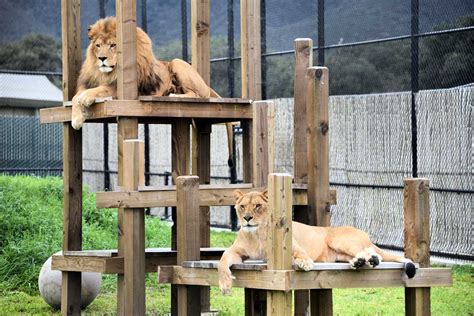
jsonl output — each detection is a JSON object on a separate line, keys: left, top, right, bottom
{"left": 404, "top": 178, "right": 430, "bottom": 315}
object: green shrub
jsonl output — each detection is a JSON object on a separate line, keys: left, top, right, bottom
{"left": 0, "top": 175, "right": 171, "bottom": 294}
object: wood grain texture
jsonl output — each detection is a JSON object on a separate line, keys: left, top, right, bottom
{"left": 267, "top": 174, "right": 293, "bottom": 316}
{"left": 176, "top": 176, "right": 201, "bottom": 315}
{"left": 404, "top": 178, "right": 431, "bottom": 316}
{"left": 158, "top": 267, "right": 452, "bottom": 290}
{"left": 240, "top": 0, "right": 262, "bottom": 100}
{"left": 252, "top": 102, "right": 274, "bottom": 186}
{"left": 60, "top": 0, "right": 82, "bottom": 313}
{"left": 191, "top": 0, "right": 210, "bottom": 85}
{"left": 122, "top": 140, "right": 145, "bottom": 316}
{"left": 306, "top": 66, "right": 333, "bottom": 315}
{"left": 293, "top": 40, "right": 314, "bottom": 314}
{"left": 116, "top": 0, "right": 138, "bottom": 100}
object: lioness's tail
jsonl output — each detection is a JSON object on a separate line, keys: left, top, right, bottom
{"left": 372, "top": 244, "right": 416, "bottom": 278}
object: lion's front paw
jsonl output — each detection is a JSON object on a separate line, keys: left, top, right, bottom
{"left": 294, "top": 257, "right": 313, "bottom": 271}
{"left": 74, "top": 91, "right": 96, "bottom": 108}
{"left": 71, "top": 100, "right": 85, "bottom": 130}
{"left": 350, "top": 257, "right": 366, "bottom": 270}
{"left": 218, "top": 269, "right": 235, "bottom": 295}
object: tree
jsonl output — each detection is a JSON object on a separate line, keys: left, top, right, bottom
{"left": 0, "top": 33, "right": 61, "bottom": 71}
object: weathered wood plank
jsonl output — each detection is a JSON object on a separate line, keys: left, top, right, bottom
{"left": 177, "top": 176, "right": 201, "bottom": 315}
{"left": 158, "top": 266, "right": 452, "bottom": 290}
{"left": 60, "top": 0, "right": 82, "bottom": 314}
{"left": 267, "top": 174, "right": 293, "bottom": 316}
{"left": 122, "top": 140, "right": 145, "bottom": 316}
{"left": 306, "top": 66, "right": 333, "bottom": 315}
{"left": 96, "top": 185, "right": 334, "bottom": 208}
{"left": 404, "top": 178, "right": 431, "bottom": 316}
{"left": 39, "top": 99, "right": 253, "bottom": 124}
{"left": 252, "top": 102, "right": 274, "bottom": 186}
{"left": 191, "top": 0, "right": 210, "bottom": 85}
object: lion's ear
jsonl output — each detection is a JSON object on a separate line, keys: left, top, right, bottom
{"left": 233, "top": 190, "right": 244, "bottom": 201}
{"left": 262, "top": 190, "right": 268, "bottom": 200}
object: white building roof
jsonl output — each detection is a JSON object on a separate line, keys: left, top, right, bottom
{"left": 0, "top": 73, "right": 62, "bottom": 108}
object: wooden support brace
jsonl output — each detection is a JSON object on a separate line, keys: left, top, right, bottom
{"left": 404, "top": 178, "right": 431, "bottom": 316}
{"left": 266, "top": 174, "right": 293, "bottom": 316}
{"left": 176, "top": 176, "right": 202, "bottom": 316}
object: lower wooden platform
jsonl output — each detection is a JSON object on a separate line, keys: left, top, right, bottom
{"left": 51, "top": 248, "right": 224, "bottom": 274}
{"left": 158, "top": 260, "right": 452, "bottom": 291}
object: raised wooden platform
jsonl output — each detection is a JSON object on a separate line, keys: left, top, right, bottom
{"left": 39, "top": 96, "right": 253, "bottom": 124}
{"left": 158, "top": 260, "right": 452, "bottom": 291}
{"left": 51, "top": 248, "right": 224, "bottom": 274}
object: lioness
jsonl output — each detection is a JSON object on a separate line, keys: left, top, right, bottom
{"left": 218, "top": 190, "right": 416, "bottom": 294}
{"left": 71, "top": 16, "right": 220, "bottom": 130}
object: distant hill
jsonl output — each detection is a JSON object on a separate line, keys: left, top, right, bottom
{"left": 0, "top": 0, "right": 472, "bottom": 55}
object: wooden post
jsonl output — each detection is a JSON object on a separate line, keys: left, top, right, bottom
{"left": 306, "top": 67, "right": 333, "bottom": 315}
{"left": 404, "top": 178, "right": 431, "bottom": 316}
{"left": 116, "top": 1, "right": 139, "bottom": 315}
{"left": 122, "top": 140, "right": 145, "bottom": 315}
{"left": 293, "top": 38, "right": 313, "bottom": 316}
{"left": 241, "top": 0, "right": 262, "bottom": 100}
{"left": 176, "top": 176, "right": 201, "bottom": 316}
{"left": 60, "top": 0, "right": 82, "bottom": 315}
{"left": 266, "top": 173, "right": 293, "bottom": 316}
{"left": 253, "top": 101, "right": 275, "bottom": 185}
{"left": 191, "top": 0, "right": 212, "bottom": 311}
{"left": 170, "top": 119, "right": 191, "bottom": 315}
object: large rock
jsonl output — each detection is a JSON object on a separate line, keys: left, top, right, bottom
{"left": 38, "top": 254, "right": 101, "bottom": 309}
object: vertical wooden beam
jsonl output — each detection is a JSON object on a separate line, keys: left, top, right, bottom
{"left": 266, "top": 173, "right": 293, "bottom": 316}
{"left": 60, "top": 1, "right": 82, "bottom": 315}
{"left": 253, "top": 101, "right": 274, "bottom": 185}
{"left": 191, "top": 1, "right": 212, "bottom": 310}
{"left": 176, "top": 176, "right": 201, "bottom": 316}
{"left": 404, "top": 178, "right": 431, "bottom": 316}
{"left": 191, "top": 0, "right": 210, "bottom": 84}
{"left": 122, "top": 140, "right": 145, "bottom": 316}
{"left": 170, "top": 119, "right": 191, "bottom": 316}
{"left": 241, "top": 0, "right": 262, "bottom": 100}
{"left": 293, "top": 38, "right": 313, "bottom": 316}
{"left": 116, "top": 1, "right": 139, "bottom": 314}
{"left": 306, "top": 66, "right": 333, "bottom": 315}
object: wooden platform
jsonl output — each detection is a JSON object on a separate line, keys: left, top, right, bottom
{"left": 158, "top": 260, "right": 452, "bottom": 291}
{"left": 39, "top": 96, "right": 253, "bottom": 124}
{"left": 51, "top": 248, "right": 224, "bottom": 274}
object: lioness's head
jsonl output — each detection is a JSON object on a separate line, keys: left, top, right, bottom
{"left": 233, "top": 190, "right": 269, "bottom": 233}
{"left": 87, "top": 17, "right": 118, "bottom": 73}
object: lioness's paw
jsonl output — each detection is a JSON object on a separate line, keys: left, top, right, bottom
{"left": 350, "top": 257, "right": 366, "bottom": 270}
{"left": 367, "top": 255, "right": 381, "bottom": 268}
{"left": 218, "top": 270, "right": 235, "bottom": 295}
{"left": 294, "top": 258, "right": 313, "bottom": 271}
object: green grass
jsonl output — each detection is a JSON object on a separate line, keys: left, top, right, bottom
{"left": 0, "top": 175, "right": 472, "bottom": 315}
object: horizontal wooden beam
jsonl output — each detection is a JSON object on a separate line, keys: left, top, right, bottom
{"left": 158, "top": 266, "right": 452, "bottom": 291}
{"left": 51, "top": 248, "right": 224, "bottom": 274}
{"left": 40, "top": 97, "right": 252, "bottom": 124}
{"left": 96, "top": 184, "right": 336, "bottom": 208}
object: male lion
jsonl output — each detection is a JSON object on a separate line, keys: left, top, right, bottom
{"left": 218, "top": 190, "right": 416, "bottom": 294}
{"left": 71, "top": 16, "right": 220, "bottom": 129}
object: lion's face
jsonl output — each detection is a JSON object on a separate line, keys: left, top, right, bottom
{"left": 91, "top": 37, "right": 117, "bottom": 73}
{"left": 233, "top": 190, "right": 269, "bottom": 233}
{"left": 87, "top": 17, "right": 118, "bottom": 74}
